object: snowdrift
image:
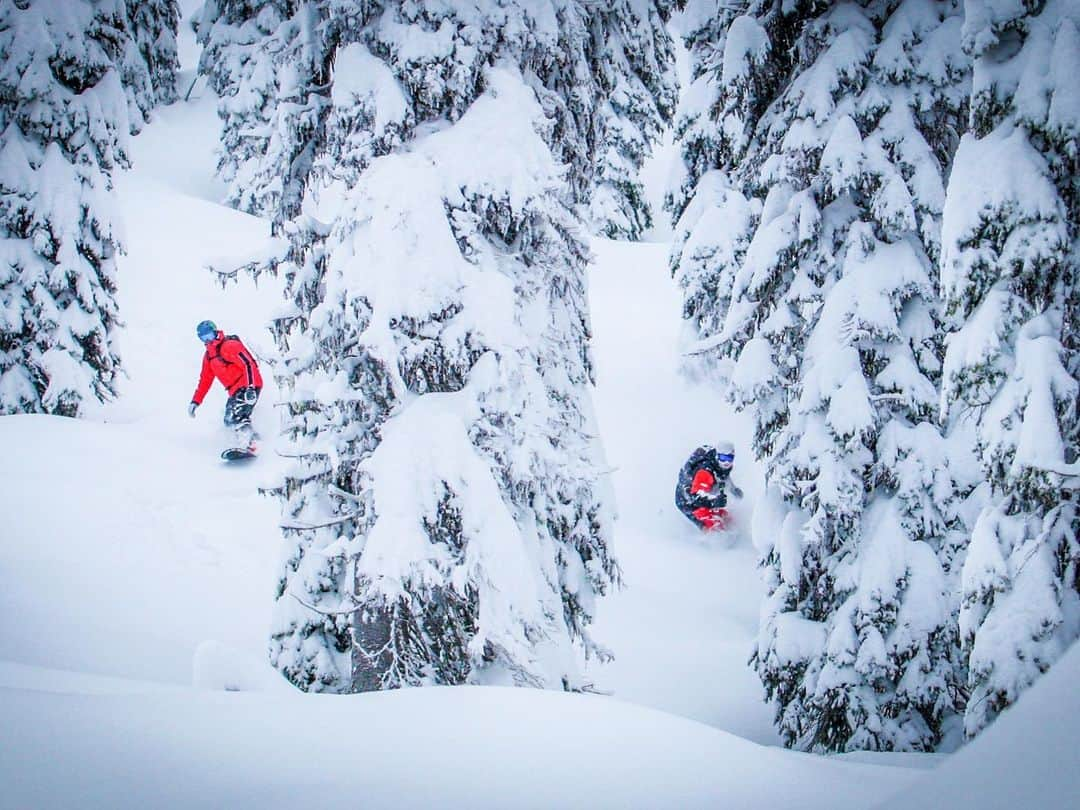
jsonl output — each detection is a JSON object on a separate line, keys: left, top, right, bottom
{"left": 877, "top": 640, "right": 1080, "bottom": 809}
{"left": 1, "top": 659, "right": 915, "bottom": 810}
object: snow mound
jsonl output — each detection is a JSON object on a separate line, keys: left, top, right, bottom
{"left": 1, "top": 673, "right": 918, "bottom": 810}
{"left": 192, "top": 641, "right": 292, "bottom": 692}
{"left": 876, "top": 640, "right": 1080, "bottom": 810}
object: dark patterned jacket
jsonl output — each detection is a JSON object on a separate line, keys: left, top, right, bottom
{"left": 674, "top": 446, "right": 737, "bottom": 516}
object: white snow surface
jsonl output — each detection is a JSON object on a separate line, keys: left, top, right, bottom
{"left": 876, "top": 640, "right": 1080, "bottom": 810}
{"left": 2, "top": 19, "right": 1078, "bottom": 807}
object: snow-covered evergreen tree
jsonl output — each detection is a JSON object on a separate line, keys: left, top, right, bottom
{"left": 199, "top": 0, "right": 676, "bottom": 239}
{"left": 196, "top": 0, "right": 328, "bottom": 226}
{"left": 202, "top": 1, "right": 635, "bottom": 693}
{"left": 0, "top": 1, "right": 144, "bottom": 416}
{"left": 667, "top": 0, "right": 795, "bottom": 224}
{"left": 0, "top": 0, "right": 178, "bottom": 417}
{"left": 667, "top": 0, "right": 811, "bottom": 375}
{"left": 588, "top": 0, "right": 678, "bottom": 239}
{"left": 114, "top": 0, "right": 180, "bottom": 132}
{"left": 126, "top": 0, "right": 181, "bottom": 109}
{"left": 670, "top": 0, "right": 973, "bottom": 751}
{"left": 940, "top": 0, "right": 1080, "bottom": 739}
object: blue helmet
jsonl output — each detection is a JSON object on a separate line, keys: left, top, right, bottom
{"left": 196, "top": 320, "right": 218, "bottom": 343}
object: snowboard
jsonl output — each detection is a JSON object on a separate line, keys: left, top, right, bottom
{"left": 221, "top": 447, "right": 257, "bottom": 462}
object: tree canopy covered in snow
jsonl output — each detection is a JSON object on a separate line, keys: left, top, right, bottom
{"left": 195, "top": 0, "right": 326, "bottom": 228}
{"left": 196, "top": 0, "right": 677, "bottom": 692}
{"left": 587, "top": 0, "right": 678, "bottom": 239}
{"left": 941, "top": 0, "right": 1080, "bottom": 740}
{"left": 671, "top": 0, "right": 983, "bottom": 752}
{"left": 0, "top": 0, "right": 178, "bottom": 416}
{"left": 197, "top": 0, "right": 677, "bottom": 239}
{"left": 126, "top": 0, "right": 181, "bottom": 112}
{"left": 671, "top": 0, "right": 1078, "bottom": 753}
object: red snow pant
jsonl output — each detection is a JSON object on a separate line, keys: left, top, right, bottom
{"left": 692, "top": 507, "right": 731, "bottom": 531}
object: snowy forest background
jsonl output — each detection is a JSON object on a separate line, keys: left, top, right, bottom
{"left": 1, "top": 0, "right": 1078, "bottom": 806}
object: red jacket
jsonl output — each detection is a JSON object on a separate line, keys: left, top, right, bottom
{"left": 192, "top": 332, "right": 263, "bottom": 404}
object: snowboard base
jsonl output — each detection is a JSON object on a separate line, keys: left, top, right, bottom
{"left": 221, "top": 447, "right": 257, "bottom": 462}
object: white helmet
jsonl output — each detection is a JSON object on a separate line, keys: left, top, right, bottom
{"left": 715, "top": 441, "right": 735, "bottom": 468}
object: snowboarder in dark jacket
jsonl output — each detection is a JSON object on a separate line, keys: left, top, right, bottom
{"left": 675, "top": 441, "right": 743, "bottom": 531}
{"left": 188, "top": 320, "right": 263, "bottom": 449}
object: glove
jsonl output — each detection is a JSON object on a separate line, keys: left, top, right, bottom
{"left": 188, "top": 402, "right": 198, "bottom": 418}
{"left": 730, "top": 483, "right": 744, "bottom": 499}
{"left": 698, "top": 490, "right": 727, "bottom": 509}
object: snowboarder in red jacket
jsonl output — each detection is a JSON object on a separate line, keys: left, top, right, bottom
{"left": 188, "top": 320, "right": 263, "bottom": 449}
{"left": 675, "top": 441, "right": 743, "bottom": 531}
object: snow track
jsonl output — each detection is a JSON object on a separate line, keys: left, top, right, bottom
{"left": 586, "top": 238, "right": 775, "bottom": 744}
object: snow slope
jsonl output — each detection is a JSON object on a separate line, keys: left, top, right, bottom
{"left": 3, "top": 678, "right": 916, "bottom": 810}
{"left": 1, "top": 81, "right": 285, "bottom": 685}
{"left": 877, "top": 641, "right": 1080, "bottom": 810}
{"left": 586, "top": 237, "right": 774, "bottom": 744}
{"left": 1, "top": 15, "right": 1076, "bottom": 807}
{"left": 0, "top": 415, "right": 278, "bottom": 683}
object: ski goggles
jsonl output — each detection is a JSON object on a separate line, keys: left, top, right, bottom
{"left": 717, "top": 453, "right": 734, "bottom": 463}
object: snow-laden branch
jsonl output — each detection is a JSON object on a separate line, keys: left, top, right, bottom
{"left": 289, "top": 592, "right": 360, "bottom": 617}
{"left": 681, "top": 333, "right": 727, "bottom": 357}
{"left": 280, "top": 512, "right": 362, "bottom": 531}
{"left": 1032, "top": 459, "right": 1080, "bottom": 489}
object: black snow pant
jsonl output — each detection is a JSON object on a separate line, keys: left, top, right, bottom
{"left": 224, "top": 386, "right": 260, "bottom": 430}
